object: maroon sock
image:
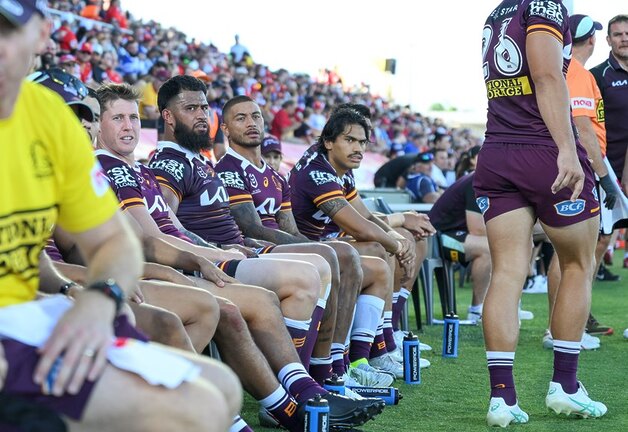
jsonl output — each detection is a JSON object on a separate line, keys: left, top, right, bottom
{"left": 300, "top": 305, "right": 324, "bottom": 369}
{"left": 383, "top": 327, "right": 397, "bottom": 352}
{"left": 261, "top": 389, "right": 301, "bottom": 432}
{"left": 279, "top": 363, "right": 327, "bottom": 405}
{"left": 487, "top": 353, "right": 517, "bottom": 405}
{"left": 285, "top": 319, "right": 310, "bottom": 364}
{"left": 392, "top": 295, "right": 408, "bottom": 331}
{"left": 349, "top": 340, "right": 372, "bottom": 363}
{"left": 552, "top": 340, "right": 580, "bottom": 394}
{"left": 369, "top": 331, "right": 388, "bottom": 359}
{"left": 309, "top": 357, "right": 333, "bottom": 385}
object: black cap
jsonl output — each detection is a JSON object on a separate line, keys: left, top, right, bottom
{"left": 0, "top": 0, "right": 48, "bottom": 27}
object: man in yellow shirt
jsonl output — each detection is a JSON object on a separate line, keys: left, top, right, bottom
{"left": 0, "top": 2, "right": 240, "bottom": 431}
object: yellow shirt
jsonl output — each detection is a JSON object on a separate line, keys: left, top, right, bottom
{"left": 0, "top": 81, "right": 119, "bottom": 307}
{"left": 139, "top": 81, "right": 158, "bottom": 120}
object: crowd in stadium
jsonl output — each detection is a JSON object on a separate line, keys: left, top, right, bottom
{"left": 1, "top": 0, "right": 627, "bottom": 431}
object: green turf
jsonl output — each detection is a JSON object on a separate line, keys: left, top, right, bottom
{"left": 241, "top": 255, "right": 628, "bottom": 431}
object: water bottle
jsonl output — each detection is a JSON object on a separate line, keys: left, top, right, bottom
{"left": 442, "top": 313, "right": 459, "bottom": 358}
{"left": 346, "top": 386, "right": 402, "bottom": 405}
{"left": 304, "top": 394, "right": 329, "bottom": 432}
{"left": 323, "top": 374, "right": 345, "bottom": 395}
{"left": 403, "top": 332, "right": 421, "bottom": 384}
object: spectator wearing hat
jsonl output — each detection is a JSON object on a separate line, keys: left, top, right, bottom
{"left": 58, "top": 53, "right": 80, "bottom": 79}
{"left": 405, "top": 152, "right": 442, "bottom": 203}
{"left": 261, "top": 134, "right": 283, "bottom": 172}
{"left": 77, "top": 42, "right": 93, "bottom": 83}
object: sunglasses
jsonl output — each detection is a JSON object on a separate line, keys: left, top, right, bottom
{"left": 30, "top": 68, "right": 89, "bottom": 100}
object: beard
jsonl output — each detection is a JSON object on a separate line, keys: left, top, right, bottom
{"left": 174, "top": 122, "right": 211, "bottom": 153}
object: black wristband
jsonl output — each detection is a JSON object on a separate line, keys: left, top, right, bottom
{"left": 59, "top": 281, "right": 77, "bottom": 296}
{"left": 87, "top": 279, "right": 125, "bottom": 313}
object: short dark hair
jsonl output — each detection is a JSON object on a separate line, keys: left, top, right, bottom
{"left": 330, "top": 103, "right": 372, "bottom": 119}
{"left": 157, "top": 75, "right": 207, "bottom": 113}
{"left": 222, "top": 95, "right": 255, "bottom": 122}
{"left": 608, "top": 15, "right": 628, "bottom": 35}
{"left": 96, "top": 83, "right": 140, "bottom": 114}
{"left": 316, "top": 108, "right": 370, "bottom": 154}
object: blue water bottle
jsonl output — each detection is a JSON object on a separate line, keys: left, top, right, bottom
{"left": 323, "top": 374, "right": 345, "bottom": 395}
{"left": 403, "top": 332, "right": 421, "bottom": 384}
{"left": 346, "top": 386, "right": 403, "bottom": 405}
{"left": 442, "top": 313, "right": 459, "bottom": 358}
{"left": 304, "top": 394, "right": 329, "bottom": 432}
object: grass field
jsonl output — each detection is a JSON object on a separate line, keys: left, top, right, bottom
{"left": 241, "top": 255, "right": 628, "bottom": 431}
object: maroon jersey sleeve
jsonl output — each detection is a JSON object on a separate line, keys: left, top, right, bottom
{"left": 149, "top": 151, "right": 188, "bottom": 202}
{"left": 97, "top": 153, "right": 143, "bottom": 210}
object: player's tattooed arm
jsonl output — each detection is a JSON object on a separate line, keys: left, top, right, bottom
{"left": 318, "top": 197, "right": 349, "bottom": 218}
{"left": 276, "top": 211, "right": 310, "bottom": 241}
{"left": 179, "top": 228, "right": 218, "bottom": 248}
{"left": 230, "top": 202, "right": 306, "bottom": 245}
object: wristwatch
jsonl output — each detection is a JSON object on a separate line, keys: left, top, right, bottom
{"left": 59, "top": 281, "right": 78, "bottom": 296}
{"left": 87, "top": 279, "right": 125, "bottom": 313}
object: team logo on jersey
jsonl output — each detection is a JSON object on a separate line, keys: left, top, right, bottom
{"left": 272, "top": 175, "right": 282, "bottom": 191}
{"left": 31, "top": 140, "right": 53, "bottom": 178}
{"left": 554, "top": 199, "right": 586, "bottom": 216}
{"left": 107, "top": 165, "right": 138, "bottom": 188}
{"left": 476, "top": 196, "right": 490, "bottom": 214}
{"left": 217, "top": 171, "right": 246, "bottom": 190}
{"left": 249, "top": 173, "right": 258, "bottom": 189}
{"left": 197, "top": 166, "right": 208, "bottom": 179}
{"left": 529, "top": 0, "right": 564, "bottom": 26}
{"left": 150, "top": 159, "right": 185, "bottom": 182}
{"left": 309, "top": 170, "right": 342, "bottom": 186}
{"left": 91, "top": 161, "right": 110, "bottom": 197}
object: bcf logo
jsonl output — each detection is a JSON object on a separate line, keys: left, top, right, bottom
{"left": 554, "top": 199, "right": 585, "bottom": 216}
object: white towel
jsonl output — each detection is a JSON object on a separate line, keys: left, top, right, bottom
{"left": 0, "top": 296, "right": 200, "bottom": 388}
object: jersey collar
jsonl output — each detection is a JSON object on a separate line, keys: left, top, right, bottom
{"left": 225, "top": 147, "right": 267, "bottom": 173}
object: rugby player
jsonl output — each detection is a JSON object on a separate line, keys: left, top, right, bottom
{"left": 476, "top": 0, "right": 607, "bottom": 426}
{"left": 0, "top": 3, "right": 240, "bottom": 430}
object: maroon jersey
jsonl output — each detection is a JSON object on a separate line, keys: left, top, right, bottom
{"left": 96, "top": 150, "right": 188, "bottom": 241}
{"left": 149, "top": 142, "right": 244, "bottom": 245}
{"left": 215, "top": 148, "right": 291, "bottom": 229}
{"left": 289, "top": 149, "right": 358, "bottom": 240}
{"left": 483, "top": 0, "right": 572, "bottom": 146}
{"left": 428, "top": 173, "right": 481, "bottom": 233}
{"left": 44, "top": 238, "right": 64, "bottom": 262}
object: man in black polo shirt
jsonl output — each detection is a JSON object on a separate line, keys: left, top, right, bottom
{"left": 590, "top": 14, "right": 628, "bottom": 270}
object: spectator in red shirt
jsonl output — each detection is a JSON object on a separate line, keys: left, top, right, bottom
{"left": 270, "top": 99, "right": 301, "bottom": 140}
{"left": 104, "top": 0, "right": 128, "bottom": 29}
{"left": 52, "top": 19, "right": 77, "bottom": 52}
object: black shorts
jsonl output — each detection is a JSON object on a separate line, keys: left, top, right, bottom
{"left": 441, "top": 230, "right": 468, "bottom": 264}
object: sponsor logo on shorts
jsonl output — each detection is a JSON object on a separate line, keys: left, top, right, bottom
{"left": 476, "top": 196, "right": 490, "bottom": 214}
{"left": 554, "top": 199, "right": 586, "bottom": 216}
{"left": 592, "top": 186, "right": 599, "bottom": 202}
